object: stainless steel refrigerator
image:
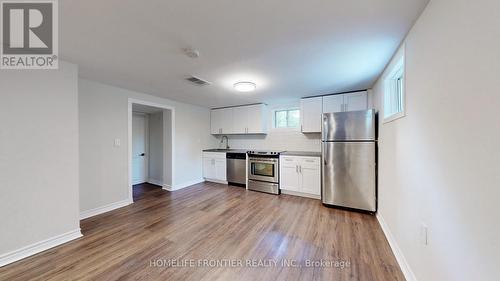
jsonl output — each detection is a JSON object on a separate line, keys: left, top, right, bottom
{"left": 321, "top": 109, "right": 377, "bottom": 212}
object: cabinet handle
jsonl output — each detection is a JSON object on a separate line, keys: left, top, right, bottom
{"left": 299, "top": 165, "right": 302, "bottom": 173}
{"left": 296, "top": 165, "right": 298, "bottom": 173}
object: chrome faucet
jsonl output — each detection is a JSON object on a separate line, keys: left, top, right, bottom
{"left": 220, "top": 135, "right": 230, "bottom": 149}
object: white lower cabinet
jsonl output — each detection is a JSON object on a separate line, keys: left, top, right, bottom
{"left": 280, "top": 157, "right": 301, "bottom": 192}
{"left": 280, "top": 155, "right": 321, "bottom": 198}
{"left": 202, "top": 152, "right": 227, "bottom": 183}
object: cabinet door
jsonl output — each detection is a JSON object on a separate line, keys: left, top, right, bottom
{"left": 203, "top": 158, "right": 215, "bottom": 179}
{"left": 344, "top": 91, "right": 368, "bottom": 112}
{"left": 219, "top": 108, "right": 234, "bottom": 134}
{"left": 211, "top": 109, "right": 223, "bottom": 134}
{"left": 232, "top": 106, "right": 248, "bottom": 134}
{"left": 322, "top": 95, "right": 344, "bottom": 113}
{"left": 215, "top": 159, "right": 227, "bottom": 181}
{"left": 299, "top": 158, "right": 321, "bottom": 195}
{"left": 280, "top": 157, "right": 300, "bottom": 192}
{"left": 246, "top": 104, "right": 266, "bottom": 134}
{"left": 300, "top": 97, "right": 322, "bottom": 133}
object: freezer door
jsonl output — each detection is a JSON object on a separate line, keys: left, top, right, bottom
{"left": 322, "top": 142, "right": 376, "bottom": 211}
{"left": 322, "top": 109, "right": 376, "bottom": 141}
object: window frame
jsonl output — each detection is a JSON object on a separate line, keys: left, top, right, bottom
{"left": 383, "top": 55, "right": 406, "bottom": 123}
{"left": 273, "top": 108, "right": 300, "bottom": 129}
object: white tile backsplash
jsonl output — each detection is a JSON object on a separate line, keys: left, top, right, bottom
{"left": 214, "top": 101, "right": 322, "bottom": 152}
{"left": 216, "top": 129, "right": 321, "bottom": 152}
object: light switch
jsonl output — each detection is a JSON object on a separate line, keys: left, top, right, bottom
{"left": 114, "top": 138, "right": 121, "bottom": 147}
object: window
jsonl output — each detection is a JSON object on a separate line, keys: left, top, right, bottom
{"left": 384, "top": 55, "right": 405, "bottom": 122}
{"left": 274, "top": 109, "right": 300, "bottom": 128}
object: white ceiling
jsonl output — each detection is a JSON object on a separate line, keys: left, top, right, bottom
{"left": 60, "top": 0, "right": 429, "bottom": 108}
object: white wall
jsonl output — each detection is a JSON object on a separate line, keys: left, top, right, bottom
{"left": 372, "top": 0, "right": 500, "bottom": 280}
{"left": 79, "top": 79, "right": 217, "bottom": 212}
{"left": 0, "top": 62, "right": 80, "bottom": 263}
{"left": 148, "top": 111, "right": 163, "bottom": 185}
{"left": 216, "top": 101, "right": 322, "bottom": 152}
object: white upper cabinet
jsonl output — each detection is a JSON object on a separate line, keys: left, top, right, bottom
{"left": 212, "top": 104, "right": 267, "bottom": 135}
{"left": 301, "top": 91, "right": 369, "bottom": 134}
{"left": 210, "top": 109, "right": 223, "bottom": 134}
{"left": 245, "top": 104, "right": 267, "bottom": 134}
{"left": 322, "top": 91, "right": 368, "bottom": 114}
{"left": 211, "top": 108, "right": 233, "bottom": 134}
{"left": 344, "top": 91, "right": 368, "bottom": 112}
{"left": 231, "top": 106, "right": 248, "bottom": 134}
{"left": 322, "top": 95, "right": 344, "bottom": 114}
{"left": 300, "top": 97, "right": 322, "bottom": 133}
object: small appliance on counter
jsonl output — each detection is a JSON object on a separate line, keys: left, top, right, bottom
{"left": 322, "top": 109, "right": 377, "bottom": 212}
{"left": 247, "top": 150, "right": 285, "bottom": 195}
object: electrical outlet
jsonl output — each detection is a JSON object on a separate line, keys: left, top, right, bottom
{"left": 114, "top": 138, "right": 121, "bottom": 147}
{"left": 420, "top": 223, "right": 429, "bottom": 246}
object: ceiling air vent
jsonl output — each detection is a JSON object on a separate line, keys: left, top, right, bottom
{"left": 186, "top": 76, "right": 211, "bottom": 86}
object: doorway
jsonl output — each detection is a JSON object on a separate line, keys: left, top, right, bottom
{"left": 128, "top": 99, "right": 175, "bottom": 202}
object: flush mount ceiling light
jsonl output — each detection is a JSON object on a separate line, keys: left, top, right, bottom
{"left": 233, "top": 81, "right": 256, "bottom": 92}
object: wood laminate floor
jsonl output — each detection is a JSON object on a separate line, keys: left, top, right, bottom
{"left": 0, "top": 182, "right": 405, "bottom": 281}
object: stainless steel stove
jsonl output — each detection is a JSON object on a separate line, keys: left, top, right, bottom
{"left": 247, "top": 150, "right": 285, "bottom": 195}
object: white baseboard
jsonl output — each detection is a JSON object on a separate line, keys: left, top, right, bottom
{"left": 147, "top": 178, "right": 163, "bottom": 186}
{"left": 0, "top": 229, "right": 82, "bottom": 267}
{"left": 376, "top": 214, "right": 418, "bottom": 281}
{"left": 281, "top": 190, "right": 321, "bottom": 200}
{"left": 204, "top": 178, "right": 228, "bottom": 185}
{"left": 163, "top": 178, "right": 205, "bottom": 191}
{"left": 80, "top": 199, "right": 132, "bottom": 220}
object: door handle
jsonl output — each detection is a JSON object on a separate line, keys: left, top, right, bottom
{"left": 139, "top": 153, "right": 145, "bottom": 156}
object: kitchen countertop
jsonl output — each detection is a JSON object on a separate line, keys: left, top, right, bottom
{"left": 203, "top": 149, "right": 248, "bottom": 154}
{"left": 281, "top": 151, "right": 321, "bottom": 157}
{"left": 203, "top": 149, "right": 322, "bottom": 157}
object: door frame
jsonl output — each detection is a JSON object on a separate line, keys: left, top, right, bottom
{"left": 128, "top": 98, "right": 175, "bottom": 203}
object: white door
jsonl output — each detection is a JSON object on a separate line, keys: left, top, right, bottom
{"left": 344, "top": 91, "right": 368, "bottom": 112}
{"left": 280, "top": 157, "right": 300, "bottom": 192}
{"left": 299, "top": 160, "right": 321, "bottom": 195}
{"left": 132, "top": 114, "right": 147, "bottom": 185}
{"left": 323, "top": 95, "right": 344, "bottom": 113}
{"left": 300, "top": 97, "right": 322, "bottom": 133}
